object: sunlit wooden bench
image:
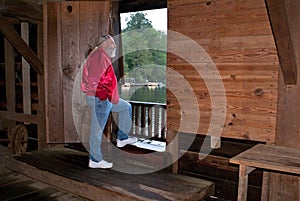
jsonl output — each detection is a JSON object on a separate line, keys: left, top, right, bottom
{"left": 230, "top": 144, "right": 300, "bottom": 201}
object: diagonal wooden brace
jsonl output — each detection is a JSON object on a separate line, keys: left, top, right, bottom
{"left": 0, "top": 15, "right": 44, "bottom": 75}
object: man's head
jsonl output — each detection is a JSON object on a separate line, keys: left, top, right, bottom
{"left": 98, "top": 35, "right": 117, "bottom": 58}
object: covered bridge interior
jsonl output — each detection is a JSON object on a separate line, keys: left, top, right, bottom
{"left": 0, "top": 0, "right": 300, "bottom": 201}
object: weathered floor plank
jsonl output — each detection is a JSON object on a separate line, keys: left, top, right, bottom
{"left": 4, "top": 146, "right": 214, "bottom": 201}
{"left": 0, "top": 146, "right": 89, "bottom": 201}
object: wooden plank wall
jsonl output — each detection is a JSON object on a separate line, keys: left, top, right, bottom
{"left": 45, "top": 1, "right": 111, "bottom": 143}
{"left": 61, "top": 2, "right": 81, "bottom": 142}
{"left": 167, "top": 0, "right": 279, "bottom": 143}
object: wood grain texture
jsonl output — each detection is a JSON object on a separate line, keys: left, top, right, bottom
{"left": 230, "top": 143, "right": 300, "bottom": 201}
{"left": 61, "top": 2, "right": 80, "bottom": 142}
{"left": 6, "top": 147, "right": 214, "bottom": 201}
{"left": 38, "top": 19, "right": 47, "bottom": 149}
{"left": 167, "top": 0, "right": 279, "bottom": 143}
{"left": 45, "top": 2, "right": 64, "bottom": 143}
{"left": 21, "top": 23, "right": 32, "bottom": 115}
{"left": 230, "top": 144, "right": 300, "bottom": 175}
{"left": 265, "top": 0, "right": 297, "bottom": 85}
{"left": 45, "top": 1, "right": 111, "bottom": 143}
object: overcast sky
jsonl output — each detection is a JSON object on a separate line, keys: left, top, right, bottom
{"left": 121, "top": 8, "right": 167, "bottom": 31}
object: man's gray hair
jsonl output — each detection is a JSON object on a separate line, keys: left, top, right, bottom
{"left": 98, "top": 35, "right": 112, "bottom": 46}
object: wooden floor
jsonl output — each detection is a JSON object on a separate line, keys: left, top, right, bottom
{"left": 0, "top": 145, "right": 88, "bottom": 201}
{"left": 0, "top": 171, "right": 90, "bottom": 201}
{"left": 3, "top": 145, "right": 215, "bottom": 201}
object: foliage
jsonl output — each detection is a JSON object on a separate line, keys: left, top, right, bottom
{"left": 122, "top": 12, "right": 167, "bottom": 83}
{"left": 125, "top": 65, "right": 166, "bottom": 83}
{"left": 123, "top": 12, "right": 153, "bottom": 31}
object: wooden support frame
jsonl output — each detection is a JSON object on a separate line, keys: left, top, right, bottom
{"left": 43, "top": 1, "right": 113, "bottom": 143}
{"left": 0, "top": 15, "right": 44, "bottom": 75}
{"left": 21, "top": 22, "right": 32, "bottom": 115}
{"left": 0, "top": 15, "right": 46, "bottom": 150}
{"left": 0, "top": 0, "right": 42, "bottom": 22}
{"left": 237, "top": 165, "right": 256, "bottom": 201}
{"left": 166, "top": 130, "right": 179, "bottom": 174}
{"left": 4, "top": 38, "right": 16, "bottom": 148}
{"left": 260, "top": 172, "right": 270, "bottom": 201}
{"left": 37, "top": 20, "right": 47, "bottom": 149}
{"left": 230, "top": 144, "right": 300, "bottom": 201}
{"left": 265, "top": 0, "right": 297, "bottom": 85}
{"left": 0, "top": 111, "right": 38, "bottom": 124}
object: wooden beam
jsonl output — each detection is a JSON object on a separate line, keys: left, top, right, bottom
{"left": 265, "top": 0, "right": 297, "bottom": 85}
{"left": 4, "top": 39, "right": 15, "bottom": 113}
{"left": 0, "top": 15, "right": 21, "bottom": 24}
{"left": 0, "top": 15, "right": 44, "bottom": 75}
{"left": 111, "top": 1, "right": 124, "bottom": 81}
{"left": 0, "top": 0, "right": 42, "bottom": 22}
{"left": 37, "top": 19, "right": 47, "bottom": 149}
{"left": 166, "top": 130, "right": 179, "bottom": 174}
{"left": 5, "top": 38, "right": 16, "bottom": 149}
{"left": 21, "top": 22, "right": 32, "bottom": 115}
{"left": 0, "top": 111, "right": 38, "bottom": 124}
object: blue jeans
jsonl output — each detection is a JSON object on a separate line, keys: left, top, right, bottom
{"left": 85, "top": 96, "right": 132, "bottom": 162}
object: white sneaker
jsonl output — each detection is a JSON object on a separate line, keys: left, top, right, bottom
{"left": 117, "top": 137, "right": 138, "bottom": 148}
{"left": 88, "top": 159, "right": 113, "bottom": 169}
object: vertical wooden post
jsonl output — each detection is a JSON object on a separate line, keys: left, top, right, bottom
{"left": 21, "top": 22, "right": 31, "bottom": 116}
{"left": 44, "top": 1, "right": 65, "bottom": 143}
{"left": 237, "top": 165, "right": 249, "bottom": 201}
{"left": 38, "top": 19, "right": 47, "bottom": 149}
{"left": 166, "top": 130, "right": 179, "bottom": 174}
{"left": 261, "top": 171, "right": 270, "bottom": 201}
{"left": 271, "top": 1, "right": 300, "bottom": 200}
{"left": 111, "top": 1, "right": 123, "bottom": 81}
{"left": 5, "top": 39, "right": 16, "bottom": 149}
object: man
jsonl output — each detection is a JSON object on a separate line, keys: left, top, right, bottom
{"left": 81, "top": 35, "right": 137, "bottom": 169}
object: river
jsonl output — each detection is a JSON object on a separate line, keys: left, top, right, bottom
{"left": 120, "top": 85, "right": 166, "bottom": 104}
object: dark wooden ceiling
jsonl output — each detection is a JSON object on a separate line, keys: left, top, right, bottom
{"left": 119, "top": 0, "right": 166, "bottom": 13}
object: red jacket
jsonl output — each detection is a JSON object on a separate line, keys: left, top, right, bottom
{"left": 81, "top": 47, "right": 119, "bottom": 104}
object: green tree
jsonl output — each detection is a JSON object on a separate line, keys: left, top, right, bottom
{"left": 122, "top": 12, "right": 167, "bottom": 83}
{"left": 123, "top": 12, "right": 153, "bottom": 32}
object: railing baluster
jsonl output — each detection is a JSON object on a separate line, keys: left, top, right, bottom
{"left": 128, "top": 101, "right": 166, "bottom": 142}
{"left": 134, "top": 105, "right": 139, "bottom": 136}
{"left": 141, "top": 105, "right": 146, "bottom": 137}
{"left": 131, "top": 105, "right": 134, "bottom": 135}
{"left": 161, "top": 107, "right": 166, "bottom": 139}
{"left": 148, "top": 107, "right": 152, "bottom": 138}
{"left": 154, "top": 106, "right": 159, "bottom": 139}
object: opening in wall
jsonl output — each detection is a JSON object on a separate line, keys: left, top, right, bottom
{"left": 120, "top": 8, "right": 167, "bottom": 104}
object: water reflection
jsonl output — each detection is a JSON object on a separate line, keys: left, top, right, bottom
{"left": 121, "top": 85, "right": 166, "bottom": 104}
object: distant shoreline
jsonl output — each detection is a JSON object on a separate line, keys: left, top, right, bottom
{"left": 122, "top": 82, "right": 166, "bottom": 87}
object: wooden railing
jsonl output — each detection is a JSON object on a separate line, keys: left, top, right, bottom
{"left": 129, "top": 101, "right": 166, "bottom": 142}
